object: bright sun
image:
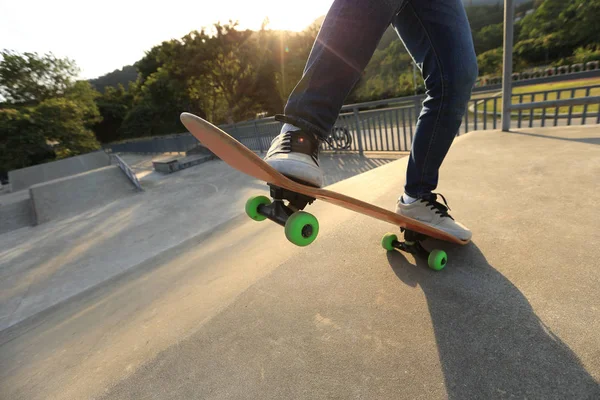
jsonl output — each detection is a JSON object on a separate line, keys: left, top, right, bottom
{"left": 212, "top": 0, "right": 333, "bottom": 32}
{"left": 0, "top": 0, "right": 335, "bottom": 79}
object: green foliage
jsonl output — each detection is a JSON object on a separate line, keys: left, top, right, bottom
{"left": 350, "top": 40, "right": 418, "bottom": 102}
{"left": 33, "top": 98, "right": 101, "bottom": 159}
{"left": 119, "top": 67, "right": 188, "bottom": 138}
{"left": 0, "top": 108, "right": 54, "bottom": 172}
{"left": 571, "top": 45, "right": 600, "bottom": 64}
{"left": 473, "top": 0, "right": 600, "bottom": 76}
{"left": 273, "top": 27, "right": 319, "bottom": 101}
{"left": 465, "top": 3, "right": 504, "bottom": 32}
{"left": 477, "top": 48, "right": 504, "bottom": 76}
{"left": 0, "top": 51, "right": 101, "bottom": 171}
{"left": 64, "top": 81, "right": 102, "bottom": 125}
{"left": 473, "top": 23, "right": 503, "bottom": 55}
{"left": 89, "top": 65, "right": 138, "bottom": 93}
{"left": 0, "top": 50, "right": 79, "bottom": 103}
{"left": 517, "top": 0, "right": 600, "bottom": 62}
{"left": 102, "top": 22, "right": 317, "bottom": 140}
{"left": 93, "top": 84, "right": 134, "bottom": 143}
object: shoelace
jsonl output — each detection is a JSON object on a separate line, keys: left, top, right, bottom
{"left": 421, "top": 193, "right": 454, "bottom": 220}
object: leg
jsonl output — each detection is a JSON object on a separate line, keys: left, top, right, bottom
{"left": 392, "top": 0, "right": 478, "bottom": 198}
{"left": 267, "top": 0, "right": 405, "bottom": 187}
{"left": 393, "top": 0, "right": 477, "bottom": 241}
{"left": 276, "top": 0, "right": 404, "bottom": 139}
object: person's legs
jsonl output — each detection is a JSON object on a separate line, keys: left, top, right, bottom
{"left": 266, "top": 0, "right": 404, "bottom": 187}
{"left": 392, "top": 0, "right": 478, "bottom": 198}
{"left": 277, "top": 0, "right": 403, "bottom": 138}
{"left": 266, "top": 0, "right": 477, "bottom": 240}
{"left": 393, "top": 0, "right": 478, "bottom": 240}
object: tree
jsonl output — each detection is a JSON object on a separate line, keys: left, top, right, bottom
{"left": 465, "top": 3, "right": 504, "bottom": 32}
{"left": 119, "top": 67, "right": 188, "bottom": 138}
{"left": 349, "top": 40, "right": 417, "bottom": 102}
{"left": 474, "top": 23, "right": 503, "bottom": 55}
{"left": 0, "top": 51, "right": 101, "bottom": 170}
{"left": 560, "top": 0, "right": 600, "bottom": 49}
{"left": 205, "top": 23, "right": 271, "bottom": 123}
{"left": 516, "top": 0, "right": 600, "bottom": 64}
{"left": 571, "top": 45, "right": 600, "bottom": 64}
{"left": 33, "top": 98, "right": 100, "bottom": 158}
{"left": 64, "top": 80, "right": 102, "bottom": 126}
{"left": 93, "top": 84, "right": 134, "bottom": 143}
{"left": 114, "top": 22, "right": 286, "bottom": 139}
{"left": 0, "top": 50, "right": 79, "bottom": 104}
{"left": 0, "top": 108, "right": 54, "bottom": 172}
{"left": 477, "top": 48, "right": 504, "bottom": 76}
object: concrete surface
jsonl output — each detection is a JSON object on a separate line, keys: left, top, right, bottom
{"left": 152, "top": 153, "right": 215, "bottom": 173}
{"left": 0, "top": 126, "right": 598, "bottom": 399}
{"left": 0, "top": 190, "right": 33, "bottom": 234}
{"left": 8, "top": 150, "right": 110, "bottom": 192}
{"left": 29, "top": 165, "right": 138, "bottom": 224}
{"left": 0, "top": 153, "right": 400, "bottom": 333}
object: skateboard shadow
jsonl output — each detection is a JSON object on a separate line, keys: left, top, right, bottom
{"left": 386, "top": 241, "right": 600, "bottom": 399}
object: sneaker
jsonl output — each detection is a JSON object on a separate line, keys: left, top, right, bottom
{"left": 264, "top": 129, "right": 324, "bottom": 187}
{"left": 395, "top": 193, "right": 472, "bottom": 241}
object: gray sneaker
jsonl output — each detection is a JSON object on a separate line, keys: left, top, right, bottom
{"left": 264, "top": 129, "right": 324, "bottom": 187}
{"left": 395, "top": 193, "right": 472, "bottom": 241}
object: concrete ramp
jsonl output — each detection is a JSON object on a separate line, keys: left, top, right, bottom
{"left": 8, "top": 150, "right": 110, "bottom": 192}
{"left": 29, "top": 165, "right": 139, "bottom": 224}
{"left": 0, "top": 191, "right": 33, "bottom": 234}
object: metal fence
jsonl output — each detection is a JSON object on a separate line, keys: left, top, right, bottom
{"left": 105, "top": 84, "right": 600, "bottom": 155}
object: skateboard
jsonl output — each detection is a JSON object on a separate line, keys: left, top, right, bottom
{"left": 180, "top": 112, "right": 469, "bottom": 270}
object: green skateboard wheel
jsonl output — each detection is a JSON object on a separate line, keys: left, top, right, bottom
{"left": 381, "top": 233, "right": 398, "bottom": 251}
{"left": 428, "top": 249, "right": 447, "bottom": 271}
{"left": 245, "top": 195, "right": 271, "bottom": 221}
{"left": 284, "top": 211, "right": 319, "bottom": 246}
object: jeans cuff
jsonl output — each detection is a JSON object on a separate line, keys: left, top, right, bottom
{"left": 274, "top": 114, "right": 328, "bottom": 140}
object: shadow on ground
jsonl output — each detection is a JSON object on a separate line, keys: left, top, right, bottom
{"left": 319, "top": 153, "right": 405, "bottom": 187}
{"left": 387, "top": 241, "right": 600, "bottom": 399}
{"left": 508, "top": 129, "right": 600, "bottom": 145}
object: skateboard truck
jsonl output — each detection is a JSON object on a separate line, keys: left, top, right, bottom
{"left": 381, "top": 228, "right": 448, "bottom": 271}
{"left": 245, "top": 185, "right": 320, "bottom": 247}
{"left": 246, "top": 185, "right": 448, "bottom": 270}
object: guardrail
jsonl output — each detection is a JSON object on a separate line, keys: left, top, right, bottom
{"left": 105, "top": 84, "right": 600, "bottom": 155}
{"left": 478, "top": 64, "right": 600, "bottom": 87}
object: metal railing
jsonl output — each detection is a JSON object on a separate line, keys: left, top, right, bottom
{"left": 498, "top": 0, "right": 600, "bottom": 131}
{"left": 474, "top": 85, "right": 600, "bottom": 129}
{"left": 104, "top": 84, "right": 600, "bottom": 155}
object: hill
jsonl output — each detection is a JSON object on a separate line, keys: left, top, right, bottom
{"left": 89, "top": 65, "right": 137, "bottom": 92}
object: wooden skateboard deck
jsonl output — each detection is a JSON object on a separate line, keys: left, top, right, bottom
{"left": 180, "top": 112, "right": 469, "bottom": 248}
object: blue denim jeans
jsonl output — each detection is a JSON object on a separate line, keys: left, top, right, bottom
{"left": 277, "top": 0, "right": 478, "bottom": 198}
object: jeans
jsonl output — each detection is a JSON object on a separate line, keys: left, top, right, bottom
{"left": 276, "top": 0, "right": 478, "bottom": 198}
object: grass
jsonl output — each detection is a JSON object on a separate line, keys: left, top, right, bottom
{"left": 475, "top": 77, "right": 600, "bottom": 115}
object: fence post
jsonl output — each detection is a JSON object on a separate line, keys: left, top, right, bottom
{"left": 254, "top": 120, "right": 264, "bottom": 153}
{"left": 501, "top": 0, "right": 515, "bottom": 131}
{"left": 352, "top": 107, "right": 364, "bottom": 155}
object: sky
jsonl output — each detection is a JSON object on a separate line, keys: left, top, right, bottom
{"left": 0, "top": 0, "right": 334, "bottom": 80}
